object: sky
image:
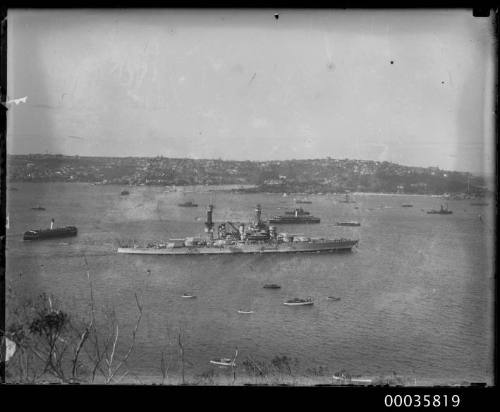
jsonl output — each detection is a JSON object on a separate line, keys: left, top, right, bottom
{"left": 7, "top": 9, "right": 496, "bottom": 175}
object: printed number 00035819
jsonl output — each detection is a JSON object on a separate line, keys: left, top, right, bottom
{"left": 384, "top": 394, "right": 460, "bottom": 408}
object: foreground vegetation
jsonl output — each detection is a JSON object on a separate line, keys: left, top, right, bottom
{"left": 3, "top": 275, "right": 412, "bottom": 386}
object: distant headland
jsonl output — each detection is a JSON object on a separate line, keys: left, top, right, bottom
{"left": 6, "top": 154, "right": 491, "bottom": 197}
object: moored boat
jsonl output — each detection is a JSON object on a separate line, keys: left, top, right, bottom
{"left": 263, "top": 284, "right": 281, "bottom": 289}
{"left": 181, "top": 293, "right": 196, "bottom": 299}
{"left": 284, "top": 208, "right": 310, "bottom": 215}
{"left": 178, "top": 200, "right": 198, "bottom": 207}
{"left": 210, "top": 358, "right": 236, "bottom": 367}
{"left": 237, "top": 310, "right": 254, "bottom": 314}
{"left": 23, "top": 219, "right": 77, "bottom": 241}
{"left": 269, "top": 214, "right": 320, "bottom": 224}
{"left": 284, "top": 297, "right": 313, "bottom": 306}
{"left": 210, "top": 348, "right": 238, "bottom": 367}
{"left": 336, "top": 221, "right": 360, "bottom": 227}
{"left": 332, "top": 372, "right": 373, "bottom": 384}
{"left": 427, "top": 204, "right": 453, "bottom": 214}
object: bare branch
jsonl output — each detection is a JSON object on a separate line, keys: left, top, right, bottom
{"left": 104, "top": 293, "right": 143, "bottom": 384}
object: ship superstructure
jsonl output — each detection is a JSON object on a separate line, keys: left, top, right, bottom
{"left": 117, "top": 204, "right": 358, "bottom": 255}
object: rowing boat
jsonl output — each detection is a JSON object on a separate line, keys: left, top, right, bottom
{"left": 284, "top": 297, "right": 313, "bottom": 306}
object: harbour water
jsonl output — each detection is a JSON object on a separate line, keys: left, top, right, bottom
{"left": 5, "top": 183, "right": 495, "bottom": 384}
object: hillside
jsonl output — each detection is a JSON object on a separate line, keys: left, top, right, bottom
{"left": 6, "top": 154, "right": 490, "bottom": 196}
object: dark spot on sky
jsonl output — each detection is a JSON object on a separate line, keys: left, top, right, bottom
{"left": 390, "top": 61, "right": 394, "bottom": 64}
{"left": 274, "top": 14, "right": 279, "bottom": 20}
{"left": 248, "top": 72, "right": 256, "bottom": 85}
{"left": 441, "top": 81, "right": 445, "bottom": 84}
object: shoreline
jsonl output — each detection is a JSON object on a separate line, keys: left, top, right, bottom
{"left": 8, "top": 181, "right": 485, "bottom": 198}
{"left": 5, "top": 372, "right": 491, "bottom": 387}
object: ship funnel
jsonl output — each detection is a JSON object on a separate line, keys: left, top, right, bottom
{"left": 255, "top": 204, "right": 262, "bottom": 224}
{"left": 239, "top": 224, "right": 245, "bottom": 241}
{"left": 205, "top": 204, "right": 214, "bottom": 236}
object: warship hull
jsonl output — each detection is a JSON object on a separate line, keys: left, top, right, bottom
{"left": 117, "top": 240, "right": 358, "bottom": 255}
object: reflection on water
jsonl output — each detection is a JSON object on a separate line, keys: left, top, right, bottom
{"left": 5, "top": 183, "right": 495, "bottom": 384}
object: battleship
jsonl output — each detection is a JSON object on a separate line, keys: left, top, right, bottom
{"left": 117, "top": 204, "right": 358, "bottom": 255}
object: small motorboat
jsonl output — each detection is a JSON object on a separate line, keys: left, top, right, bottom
{"left": 327, "top": 296, "right": 341, "bottom": 301}
{"left": 333, "top": 371, "right": 372, "bottom": 384}
{"left": 237, "top": 310, "right": 254, "bottom": 314}
{"left": 120, "top": 190, "right": 130, "bottom": 195}
{"left": 210, "top": 358, "right": 236, "bottom": 367}
{"left": 336, "top": 221, "right": 360, "bottom": 227}
{"left": 427, "top": 204, "right": 452, "bottom": 215}
{"left": 31, "top": 205, "right": 46, "bottom": 211}
{"left": 210, "top": 348, "right": 238, "bottom": 367}
{"left": 182, "top": 293, "right": 196, "bottom": 299}
{"left": 263, "top": 284, "right": 281, "bottom": 289}
{"left": 178, "top": 200, "right": 198, "bottom": 207}
{"left": 284, "top": 297, "right": 313, "bottom": 306}
{"left": 401, "top": 204, "right": 413, "bottom": 207}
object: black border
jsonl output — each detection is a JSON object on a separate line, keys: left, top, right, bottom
{"left": 0, "top": 384, "right": 498, "bottom": 409}
{"left": 0, "top": 1, "right": 498, "bottom": 9}
{"left": 0, "top": 4, "right": 497, "bottom": 408}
